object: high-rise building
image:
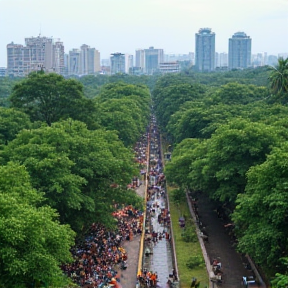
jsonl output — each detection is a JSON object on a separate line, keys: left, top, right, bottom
{"left": 0, "top": 67, "right": 6, "bottom": 77}
{"left": 53, "top": 39, "right": 65, "bottom": 74}
{"left": 135, "top": 49, "right": 145, "bottom": 70}
{"left": 7, "top": 35, "right": 65, "bottom": 76}
{"left": 68, "top": 49, "right": 81, "bottom": 75}
{"left": 268, "top": 55, "right": 278, "bottom": 66}
{"left": 7, "top": 43, "right": 25, "bottom": 76}
{"left": 79, "top": 44, "right": 100, "bottom": 75}
{"left": 125, "top": 54, "right": 133, "bottom": 74}
{"left": 144, "top": 47, "right": 164, "bottom": 74}
{"left": 228, "top": 32, "right": 251, "bottom": 70}
{"left": 110, "top": 53, "right": 125, "bottom": 74}
{"left": 63, "top": 53, "right": 69, "bottom": 76}
{"left": 195, "top": 28, "right": 215, "bottom": 72}
{"left": 68, "top": 45, "right": 100, "bottom": 76}
{"left": 87, "top": 48, "right": 100, "bottom": 74}
{"left": 216, "top": 52, "right": 228, "bottom": 68}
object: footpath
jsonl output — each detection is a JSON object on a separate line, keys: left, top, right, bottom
{"left": 117, "top": 185, "right": 145, "bottom": 288}
{"left": 119, "top": 117, "right": 175, "bottom": 288}
{"left": 116, "top": 118, "right": 267, "bottom": 288}
{"left": 187, "top": 192, "right": 266, "bottom": 288}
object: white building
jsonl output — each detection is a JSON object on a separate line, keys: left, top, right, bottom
{"left": 7, "top": 35, "right": 65, "bottom": 77}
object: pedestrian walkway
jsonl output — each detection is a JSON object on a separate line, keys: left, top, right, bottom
{"left": 188, "top": 192, "right": 265, "bottom": 288}
{"left": 138, "top": 115, "right": 177, "bottom": 288}
{"left": 143, "top": 194, "right": 173, "bottom": 287}
{"left": 118, "top": 184, "right": 146, "bottom": 288}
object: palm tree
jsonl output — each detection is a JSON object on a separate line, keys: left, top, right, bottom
{"left": 269, "top": 57, "right": 288, "bottom": 95}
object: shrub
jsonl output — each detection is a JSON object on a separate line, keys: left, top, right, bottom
{"left": 182, "top": 226, "right": 198, "bottom": 243}
{"left": 186, "top": 256, "right": 205, "bottom": 269}
{"left": 171, "top": 188, "right": 186, "bottom": 203}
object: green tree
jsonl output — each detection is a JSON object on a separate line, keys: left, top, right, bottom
{"left": 153, "top": 83, "right": 206, "bottom": 129}
{"left": 165, "top": 138, "right": 202, "bottom": 189}
{"left": 0, "top": 77, "right": 20, "bottom": 107}
{"left": 0, "top": 162, "right": 75, "bottom": 288}
{"left": 9, "top": 72, "right": 98, "bottom": 128}
{"left": 233, "top": 143, "right": 288, "bottom": 274}
{"left": 271, "top": 258, "right": 288, "bottom": 288}
{"left": 0, "top": 119, "right": 138, "bottom": 231}
{"left": 0, "top": 107, "right": 31, "bottom": 145}
{"left": 210, "top": 82, "right": 269, "bottom": 105}
{"left": 95, "top": 82, "right": 151, "bottom": 146}
{"left": 199, "top": 118, "right": 280, "bottom": 203}
{"left": 99, "top": 98, "right": 143, "bottom": 146}
{"left": 269, "top": 57, "right": 288, "bottom": 98}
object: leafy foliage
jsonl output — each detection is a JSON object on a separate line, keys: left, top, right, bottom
{"left": 186, "top": 256, "right": 205, "bottom": 269}
{"left": 9, "top": 72, "right": 98, "bottom": 128}
{"left": 182, "top": 227, "right": 198, "bottom": 243}
{"left": 0, "top": 162, "right": 75, "bottom": 288}
{"left": 268, "top": 57, "right": 288, "bottom": 98}
{"left": 95, "top": 82, "right": 151, "bottom": 146}
{"left": 0, "top": 107, "right": 31, "bottom": 145}
{"left": 0, "top": 119, "right": 138, "bottom": 231}
{"left": 233, "top": 143, "right": 288, "bottom": 273}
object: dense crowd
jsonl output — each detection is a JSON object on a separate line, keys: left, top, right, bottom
{"left": 61, "top": 132, "right": 149, "bottom": 288}
{"left": 61, "top": 205, "right": 144, "bottom": 287}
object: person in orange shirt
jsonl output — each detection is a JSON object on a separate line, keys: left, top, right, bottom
{"left": 150, "top": 273, "right": 157, "bottom": 287}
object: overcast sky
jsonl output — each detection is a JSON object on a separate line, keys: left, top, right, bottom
{"left": 0, "top": 0, "right": 287, "bottom": 67}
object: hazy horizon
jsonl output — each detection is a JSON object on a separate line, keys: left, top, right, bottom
{"left": 0, "top": 0, "right": 287, "bottom": 67}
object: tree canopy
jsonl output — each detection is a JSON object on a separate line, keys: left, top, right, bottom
{"left": 9, "top": 72, "right": 98, "bottom": 128}
{"left": 0, "top": 119, "right": 138, "bottom": 231}
{"left": 0, "top": 107, "right": 31, "bottom": 145}
{"left": 155, "top": 62, "right": 288, "bottom": 278}
{"left": 0, "top": 162, "right": 75, "bottom": 288}
{"left": 233, "top": 142, "right": 288, "bottom": 273}
{"left": 268, "top": 57, "right": 288, "bottom": 103}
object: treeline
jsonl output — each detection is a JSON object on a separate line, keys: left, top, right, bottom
{"left": 0, "top": 72, "right": 151, "bottom": 287}
{"left": 0, "top": 63, "right": 284, "bottom": 287}
{"left": 153, "top": 58, "right": 288, "bottom": 286}
{"left": 0, "top": 65, "right": 270, "bottom": 107}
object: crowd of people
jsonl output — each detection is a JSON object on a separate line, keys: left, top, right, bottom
{"left": 138, "top": 117, "right": 178, "bottom": 288}
{"left": 61, "top": 131, "right": 150, "bottom": 288}
{"left": 61, "top": 205, "right": 144, "bottom": 288}
{"left": 137, "top": 269, "right": 159, "bottom": 287}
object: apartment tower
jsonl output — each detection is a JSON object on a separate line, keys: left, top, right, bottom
{"left": 7, "top": 35, "right": 64, "bottom": 76}
{"left": 110, "top": 53, "right": 125, "bottom": 74}
{"left": 228, "top": 32, "right": 251, "bottom": 70}
{"left": 195, "top": 28, "right": 215, "bottom": 72}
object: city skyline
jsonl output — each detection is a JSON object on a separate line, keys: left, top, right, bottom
{"left": 1, "top": 0, "right": 288, "bottom": 67}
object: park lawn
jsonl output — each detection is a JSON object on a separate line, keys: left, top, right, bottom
{"left": 168, "top": 187, "right": 209, "bottom": 288}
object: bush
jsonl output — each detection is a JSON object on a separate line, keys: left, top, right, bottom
{"left": 171, "top": 188, "right": 186, "bottom": 203}
{"left": 182, "top": 226, "right": 198, "bottom": 243}
{"left": 186, "top": 256, "right": 205, "bottom": 269}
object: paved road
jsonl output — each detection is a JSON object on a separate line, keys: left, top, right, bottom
{"left": 143, "top": 194, "right": 173, "bottom": 288}
{"left": 117, "top": 184, "right": 145, "bottom": 288}
{"left": 194, "top": 192, "right": 260, "bottom": 288}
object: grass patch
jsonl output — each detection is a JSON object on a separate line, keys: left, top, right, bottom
{"left": 168, "top": 187, "right": 209, "bottom": 288}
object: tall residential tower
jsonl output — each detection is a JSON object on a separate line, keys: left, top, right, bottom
{"left": 228, "top": 32, "right": 251, "bottom": 70}
{"left": 144, "top": 47, "right": 164, "bottom": 74}
{"left": 195, "top": 28, "right": 215, "bottom": 72}
{"left": 110, "top": 53, "right": 125, "bottom": 74}
{"left": 7, "top": 35, "right": 64, "bottom": 76}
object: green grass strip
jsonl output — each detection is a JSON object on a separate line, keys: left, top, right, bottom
{"left": 168, "top": 187, "right": 209, "bottom": 288}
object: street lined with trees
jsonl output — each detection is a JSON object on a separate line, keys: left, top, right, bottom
{"left": 0, "top": 74, "right": 151, "bottom": 287}
{"left": 154, "top": 58, "right": 288, "bottom": 286}
{"left": 0, "top": 60, "right": 288, "bottom": 287}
